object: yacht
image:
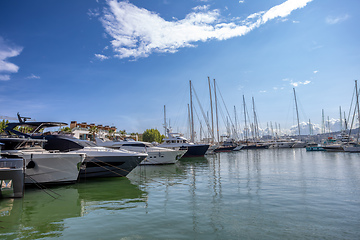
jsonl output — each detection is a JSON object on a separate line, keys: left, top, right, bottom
{"left": 213, "top": 138, "right": 237, "bottom": 152}
{"left": 269, "top": 139, "right": 295, "bottom": 148}
{"left": 95, "top": 137, "right": 186, "bottom": 165}
{"left": 158, "top": 132, "right": 209, "bottom": 157}
{"left": 0, "top": 136, "right": 85, "bottom": 185}
{"left": 4, "top": 117, "right": 146, "bottom": 179}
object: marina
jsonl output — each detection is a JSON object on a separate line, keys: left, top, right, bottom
{"left": 1, "top": 0, "right": 359, "bottom": 239}
{"left": 0, "top": 149, "right": 359, "bottom": 239}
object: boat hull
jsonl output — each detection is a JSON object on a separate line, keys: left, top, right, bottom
{"left": 79, "top": 155, "right": 144, "bottom": 178}
{"left": 213, "top": 146, "right": 236, "bottom": 152}
{"left": 140, "top": 150, "right": 186, "bottom": 165}
{"left": 20, "top": 152, "right": 84, "bottom": 184}
{"left": 182, "top": 144, "right": 210, "bottom": 157}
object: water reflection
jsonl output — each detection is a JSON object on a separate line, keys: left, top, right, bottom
{"left": 0, "top": 178, "right": 146, "bottom": 239}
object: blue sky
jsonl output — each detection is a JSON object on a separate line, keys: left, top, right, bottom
{"left": 1, "top": 0, "right": 359, "bottom": 137}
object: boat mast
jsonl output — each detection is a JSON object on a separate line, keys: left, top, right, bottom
{"left": 252, "top": 96, "right": 259, "bottom": 140}
{"left": 355, "top": 80, "right": 360, "bottom": 142}
{"left": 234, "top": 106, "right": 238, "bottom": 140}
{"left": 214, "top": 79, "right": 220, "bottom": 143}
{"left": 189, "top": 80, "right": 195, "bottom": 143}
{"left": 243, "top": 95, "right": 248, "bottom": 142}
{"left": 321, "top": 109, "right": 325, "bottom": 134}
{"left": 339, "top": 106, "right": 343, "bottom": 131}
{"left": 187, "top": 104, "right": 191, "bottom": 140}
{"left": 208, "top": 77, "right": 214, "bottom": 143}
{"left": 293, "top": 88, "right": 301, "bottom": 137}
{"left": 164, "top": 105, "right": 167, "bottom": 137}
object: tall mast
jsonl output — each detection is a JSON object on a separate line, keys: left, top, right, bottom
{"left": 355, "top": 80, "right": 360, "bottom": 142}
{"left": 322, "top": 109, "right": 325, "bottom": 134}
{"left": 187, "top": 104, "right": 191, "bottom": 139}
{"left": 252, "top": 96, "right": 259, "bottom": 140}
{"left": 234, "top": 106, "right": 238, "bottom": 140}
{"left": 293, "top": 88, "right": 301, "bottom": 137}
{"left": 214, "top": 79, "right": 220, "bottom": 143}
{"left": 339, "top": 106, "right": 343, "bottom": 131}
{"left": 208, "top": 77, "right": 214, "bottom": 143}
{"left": 164, "top": 105, "right": 167, "bottom": 137}
{"left": 189, "top": 80, "right": 195, "bottom": 142}
{"left": 243, "top": 95, "right": 248, "bottom": 141}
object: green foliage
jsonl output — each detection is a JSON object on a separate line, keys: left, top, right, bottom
{"left": 142, "top": 129, "right": 165, "bottom": 143}
{"left": 89, "top": 126, "right": 98, "bottom": 141}
{"left": 0, "top": 119, "right": 9, "bottom": 133}
{"left": 107, "top": 129, "right": 115, "bottom": 140}
{"left": 61, "top": 127, "right": 72, "bottom": 133}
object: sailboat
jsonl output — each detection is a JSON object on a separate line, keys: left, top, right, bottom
{"left": 159, "top": 81, "right": 210, "bottom": 157}
{"left": 343, "top": 80, "right": 360, "bottom": 152}
{"left": 291, "top": 88, "right": 307, "bottom": 148}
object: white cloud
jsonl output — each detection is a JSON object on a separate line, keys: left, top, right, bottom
{"left": 260, "top": 0, "right": 312, "bottom": 24}
{"left": 313, "top": 70, "right": 318, "bottom": 74}
{"left": 326, "top": 14, "right": 349, "bottom": 25}
{"left": 192, "top": 5, "right": 210, "bottom": 11}
{"left": 239, "top": 1, "right": 245, "bottom": 3}
{"left": 95, "top": 53, "right": 110, "bottom": 61}
{"left": 99, "top": 0, "right": 313, "bottom": 59}
{"left": 290, "top": 80, "right": 311, "bottom": 87}
{"left": 0, "top": 37, "right": 23, "bottom": 80}
{"left": 26, "top": 74, "right": 40, "bottom": 79}
{"left": 0, "top": 74, "right": 10, "bottom": 81}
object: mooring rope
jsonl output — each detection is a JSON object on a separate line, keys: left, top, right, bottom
{"left": 85, "top": 158, "right": 187, "bottom": 187}
{"left": 25, "top": 174, "right": 61, "bottom": 199}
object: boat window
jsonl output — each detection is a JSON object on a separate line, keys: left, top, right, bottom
{"left": 123, "top": 143, "right": 146, "bottom": 147}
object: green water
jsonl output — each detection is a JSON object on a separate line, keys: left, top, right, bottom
{"left": 1, "top": 149, "right": 360, "bottom": 239}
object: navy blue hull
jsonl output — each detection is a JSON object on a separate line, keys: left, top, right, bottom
{"left": 79, "top": 155, "right": 144, "bottom": 178}
{"left": 182, "top": 144, "right": 209, "bottom": 158}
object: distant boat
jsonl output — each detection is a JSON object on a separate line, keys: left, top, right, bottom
{"left": 306, "top": 146, "right": 325, "bottom": 151}
{"left": 213, "top": 138, "right": 237, "bottom": 152}
{"left": 269, "top": 139, "right": 295, "bottom": 148}
{"left": 321, "top": 137, "right": 345, "bottom": 152}
{"left": 158, "top": 131, "right": 209, "bottom": 158}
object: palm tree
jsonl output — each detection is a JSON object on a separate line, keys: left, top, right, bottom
{"left": 107, "top": 129, "right": 115, "bottom": 140}
{"left": 89, "top": 126, "right": 98, "bottom": 142}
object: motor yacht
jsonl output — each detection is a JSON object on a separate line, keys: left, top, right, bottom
{"left": 0, "top": 137, "right": 85, "bottom": 185}
{"left": 158, "top": 132, "right": 209, "bottom": 157}
{"left": 4, "top": 116, "right": 146, "bottom": 179}
{"left": 95, "top": 137, "right": 186, "bottom": 165}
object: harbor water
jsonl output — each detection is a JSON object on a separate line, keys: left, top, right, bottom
{"left": 1, "top": 148, "right": 359, "bottom": 239}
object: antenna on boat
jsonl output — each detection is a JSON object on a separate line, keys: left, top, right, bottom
{"left": 17, "top": 112, "right": 31, "bottom": 123}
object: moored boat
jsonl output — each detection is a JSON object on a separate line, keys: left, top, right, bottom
{"left": 95, "top": 137, "right": 186, "bottom": 165}
{"left": 158, "top": 132, "right": 209, "bottom": 157}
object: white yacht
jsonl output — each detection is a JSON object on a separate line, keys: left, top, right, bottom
{"left": 158, "top": 132, "right": 209, "bottom": 157}
{"left": 95, "top": 137, "right": 186, "bottom": 165}
{"left": 269, "top": 140, "right": 295, "bottom": 148}
{"left": 0, "top": 137, "right": 85, "bottom": 185}
{"left": 32, "top": 135, "right": 147, "bottom": 178}
{"left": 4, "top": 117, "right": 146, "bottom": 179}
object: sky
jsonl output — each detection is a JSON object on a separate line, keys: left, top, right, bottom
{"left": 1, "top": 0, "right": 360, "bottom": 139}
